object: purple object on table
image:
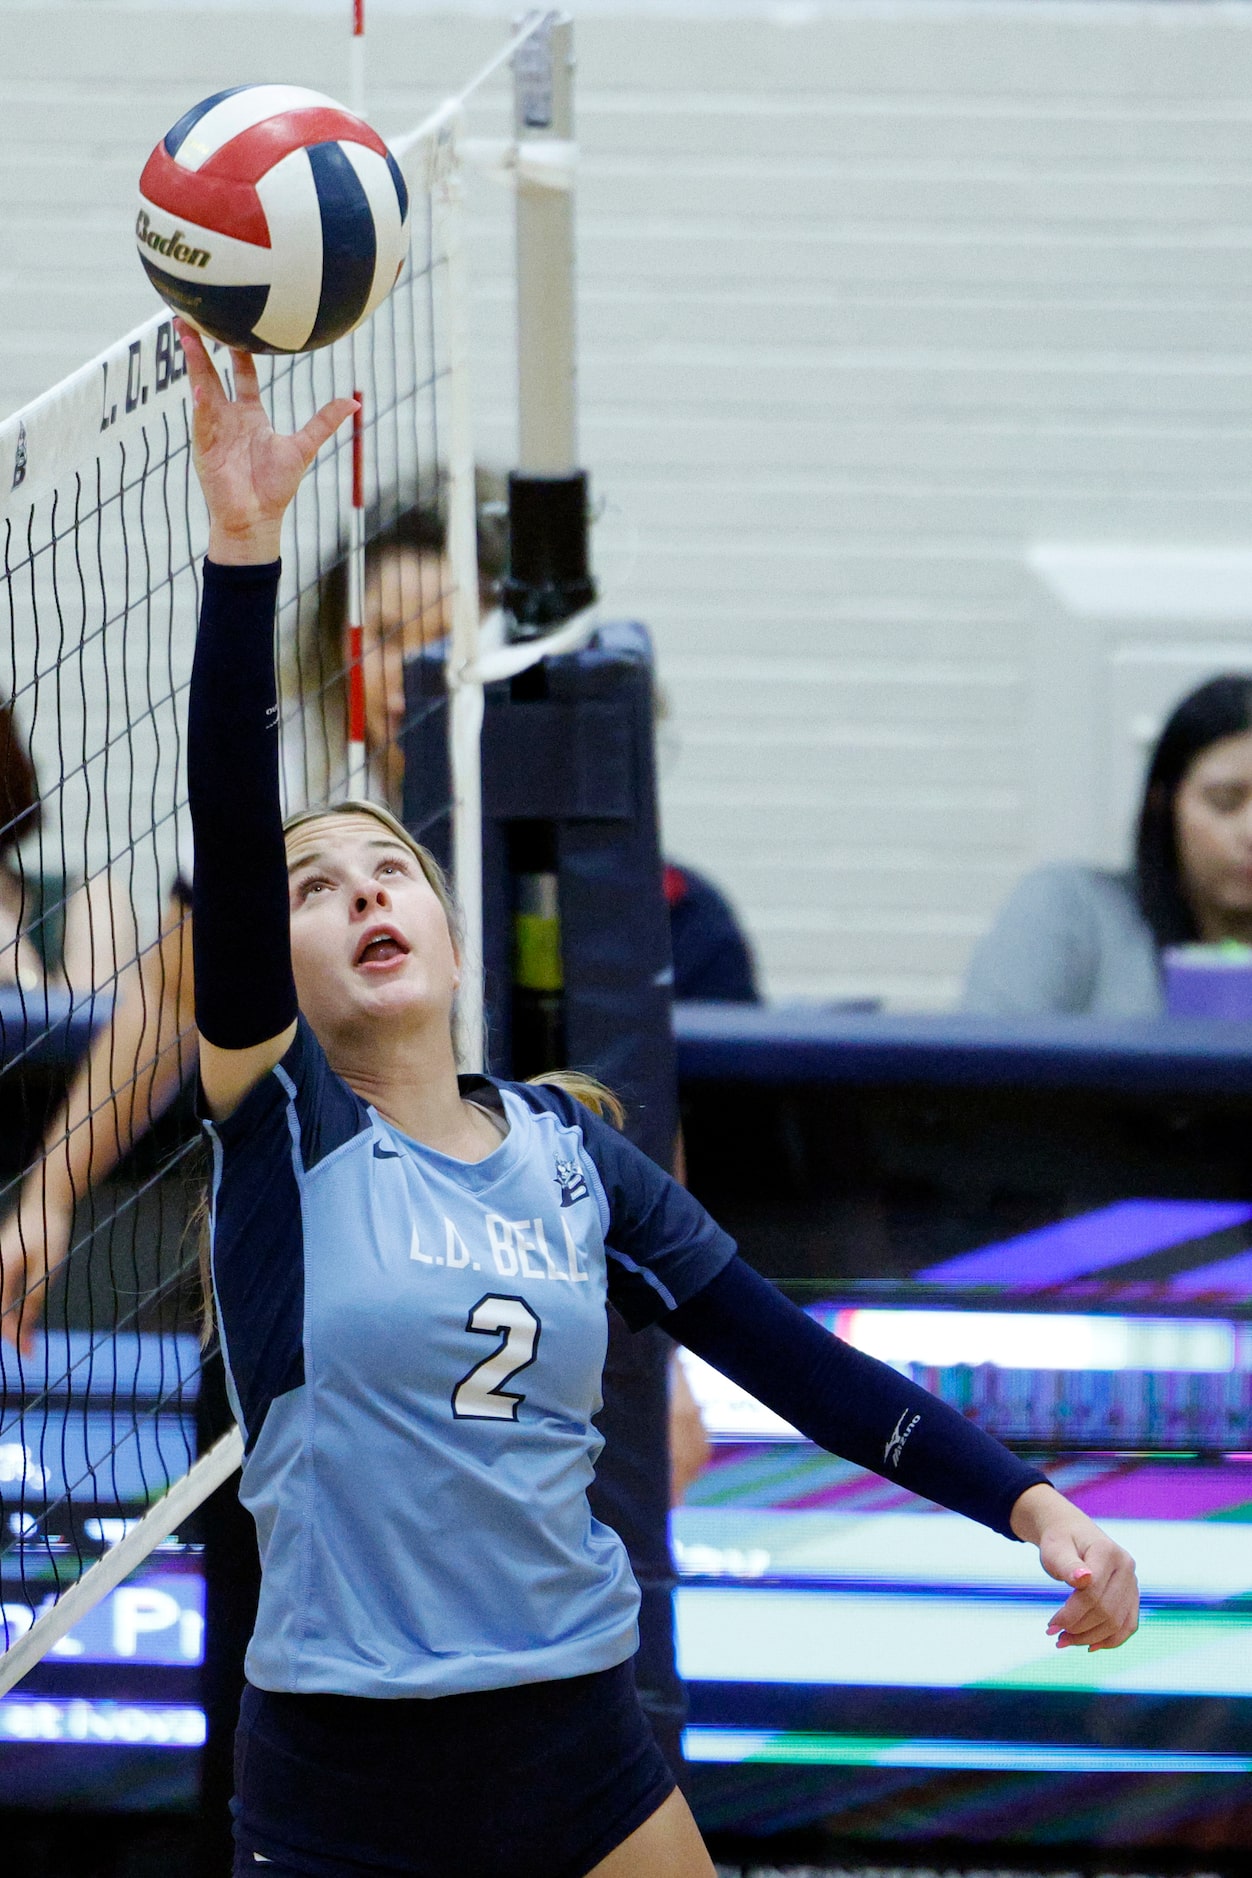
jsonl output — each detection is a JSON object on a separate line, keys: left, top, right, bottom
{"left": 1163, "top": 945, "right": 1252, "bottom": 1020}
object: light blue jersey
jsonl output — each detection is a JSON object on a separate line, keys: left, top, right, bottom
{"left": 205, "top": 1019, "right": 734, "bottom": 1699}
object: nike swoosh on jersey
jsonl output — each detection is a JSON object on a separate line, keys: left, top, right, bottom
{"left": 373, "top": 1142, "right": 402, "bottom": 1159}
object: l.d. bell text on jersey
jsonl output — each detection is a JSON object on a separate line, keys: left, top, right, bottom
{"left": 204, "top": 1019, "right": 734, "bottom": 1699}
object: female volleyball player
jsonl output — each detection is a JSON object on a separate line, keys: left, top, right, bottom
{"left": 179, "top": 322, "right": 1138, "bottom": 1878}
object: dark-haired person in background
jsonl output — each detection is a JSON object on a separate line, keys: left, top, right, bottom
{"left": 308, "top": 471, "right": 509, "bottom": 814}
{"left": 0, "top": 698, "right": 133, "bottom": 995}
{"left": 964, "top": 675, "right": 1252, "bottom": 1015}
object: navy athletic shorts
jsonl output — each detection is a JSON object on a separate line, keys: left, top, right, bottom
{"left": 231, "top": 1659, "right": 677, "bottom": 1877}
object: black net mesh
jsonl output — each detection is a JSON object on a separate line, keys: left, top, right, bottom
{"left": 0, "top": 139, "right": 457, "bottom": 1718}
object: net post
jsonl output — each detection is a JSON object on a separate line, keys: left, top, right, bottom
{"left": 514, "top": 11, "right": 576, "bottom": 474}
{"left": 505, "top": 13, "right": 594, "bottom": 643}
{"left": 436, "top": 118, "right": 486, "bottom": 1073}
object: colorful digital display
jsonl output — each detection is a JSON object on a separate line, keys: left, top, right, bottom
{"left": 0, "top": 1333, "right": 202, "bottom": 1809}
{"left": 919, "top": 1198, "right": 1252, "bottom": 1302}
{"left": 676, "top": 1281, "right": 1252, "bottom": 1849}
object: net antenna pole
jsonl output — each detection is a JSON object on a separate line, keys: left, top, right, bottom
{"left": 350, "top": 0, "right": 366, "bottom": 118}
{"left": 503, "top": 11, "right": 595, "bottom": 645}
{"left": 345, "top": 0, "right": 369, "bottom": 799}
{"left": 437, "top": 115, "right": 486, "bottom": 1071}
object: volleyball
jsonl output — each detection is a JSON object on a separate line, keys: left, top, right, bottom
{"left": 136, "top": 84, "right": 410, "bottom": 354}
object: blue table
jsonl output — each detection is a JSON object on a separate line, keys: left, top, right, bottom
{"left": 674, "top": 1002, "right": 1252, "bottom": 1096}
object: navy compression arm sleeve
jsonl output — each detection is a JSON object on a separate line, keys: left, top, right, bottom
{"left": 188, "top": 558, "right": 298, "bottom": 1050}
{"left": 664, "top": 1258, "right": 1048, "bottom": 1539}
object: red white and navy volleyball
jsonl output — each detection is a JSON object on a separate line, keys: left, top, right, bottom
{"left": 136, "top": 84, "right": 410, "bottom": 354}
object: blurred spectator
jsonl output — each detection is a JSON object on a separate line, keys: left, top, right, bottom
{"left": 963, "top": 675, "right": 1252, "bottom": 1016}
{"left": 0, "top": 888, "right": 194, "bottom": 1350}
{"left": 0, "top": 465, "right": 503, "bottom": 1341}
{"left": 318, "top": 483, "right": 760, "bottom": 1003}
{"left": 664, "top": 862, "right": 759, "bottom": 1003}
{"left": 0, "top": 697, "right": 134, "bottom": 996}
{"left": 0, "top": 699, "right": 45, "bottom": 988}
{"left": 310, "top": 470, "right": 508, "bottom": 811}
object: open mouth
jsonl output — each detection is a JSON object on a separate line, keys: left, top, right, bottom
{"left": 354, "top": 926, "right": 410, "bottom": 968}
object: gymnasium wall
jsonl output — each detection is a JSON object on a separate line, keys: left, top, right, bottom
{"left": 2, "top": 1, "right": 1251, "bottom": 1005}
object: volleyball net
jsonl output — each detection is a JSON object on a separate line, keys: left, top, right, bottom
{"left": 0, "top": 17, "right": 568, "bottom": 1696}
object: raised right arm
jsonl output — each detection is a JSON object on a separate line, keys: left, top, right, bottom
{"left": 189, "top": 554, "right": 298, "bottom": 1118}
{"left": 178, "top": 324, "right": 354, "bottom": 1119}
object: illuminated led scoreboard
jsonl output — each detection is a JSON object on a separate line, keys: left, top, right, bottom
{"left": 675, "top": 1292, "right": 1252, "bottom": 1790}
{"left": 674, "top": 1008, "right": 1252, "bottom": 1852}
{"left": 0, "top": 1334, "right": 203, "bottom": 1808}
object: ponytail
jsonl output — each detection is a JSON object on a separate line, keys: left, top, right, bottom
{"left": 526, "top": 1069, "right": 624, "bottom": 1131}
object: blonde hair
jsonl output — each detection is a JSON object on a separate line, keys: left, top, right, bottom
{"left": 526, "top": 1069, "right": 624, "bottom": 1130}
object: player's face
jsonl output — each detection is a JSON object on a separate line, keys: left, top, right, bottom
{"left": 1174, "top": 730, "right": 1252, "bottom": 933}
{"left": 355, "top": 547, "right": 453, "bottom": 801}
{"left": 284, "top": 812, "right": 459, "bottom": 1047}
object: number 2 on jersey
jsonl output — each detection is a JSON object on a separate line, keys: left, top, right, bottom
{"left": 452, "top": 1294, "right": 541, "bottom": 1421}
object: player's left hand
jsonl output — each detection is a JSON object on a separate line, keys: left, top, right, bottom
{"left": 1010, "top": 1482, "right": 1139, "bottom": 1651}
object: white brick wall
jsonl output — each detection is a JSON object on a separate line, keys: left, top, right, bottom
{"left": 3, "top": 2, "right": 1252, "bottom": 1004}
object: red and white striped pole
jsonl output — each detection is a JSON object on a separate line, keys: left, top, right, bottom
{"left": 345, "top": 398, "right": 367, "bottom": 795}
{"left": 345, "top": 0, "right": 368, "bottom": 798}
{"left": 350, "top": 0, "right": 366, "bottom": 117}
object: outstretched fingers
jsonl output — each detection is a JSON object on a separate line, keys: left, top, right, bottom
{"left": 229, "top": 346, "right": 263, "bottom": 405}
{"left": 174, "top": 317, "right": 357, "bottom": 535}
{"left": 293, "top": 396, "right": 360, "bottom": 471}
{"left": 174, "top": 320, "right": 223, "bottom": 405}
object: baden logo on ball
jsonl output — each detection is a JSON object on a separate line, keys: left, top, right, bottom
{"left": 136, "top": 83, "right": 410, "bottom": 354}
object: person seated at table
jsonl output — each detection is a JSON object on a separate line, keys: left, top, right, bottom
{"left": 963, "top": 674, "right": 1252, "bottom": 1017}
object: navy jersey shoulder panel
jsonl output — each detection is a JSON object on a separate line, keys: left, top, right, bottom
{"left": 204, "top": 1022, "right": 367, "bottom": 1451}
{"left": 508, "top": 1079, "right": 737, "bottom": 1330}
{"left": 209, "top": 1015, "right": 369, "bottom": 1170}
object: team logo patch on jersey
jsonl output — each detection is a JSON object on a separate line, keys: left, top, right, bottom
{"left": 554, "top": 1156, "right": 589, "bottom": 1208}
